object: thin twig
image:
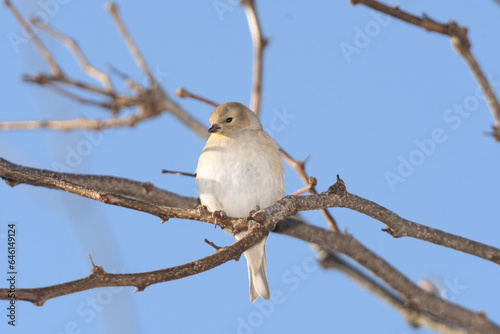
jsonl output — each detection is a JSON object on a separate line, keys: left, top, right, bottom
{"left": 23, "top": 73, "right": 117, "bottom": 97}
{"left": 45, "top": 82, "right": 113, "bottom": 109}
{"left": 351, "top": 0, "right": 500, "bottom": 141}
{"left": 175, "top": 88, "right": 219, "bottom": 107}
{"left": 204, "top": 239, "right": 222, "bottom": 251}
{"left": 4, "top": 0, "right": 61, "bottom": 76}
{"left": 290, "top": 176, "right": 317, "bottom": 196}
{"left": 106, "top": 2, "right": 156, "bottom": 88}
{"left": 161, "top": 169, "right": 196, "bottom": 177}
{"left": 241, "top": 0, "right": 266, "bottom": 116}
{"left": 31, "top": 18, "right": 113, "bottom": 92}
{"left": 280, "top": 148, "right": 340, "bottom": 232}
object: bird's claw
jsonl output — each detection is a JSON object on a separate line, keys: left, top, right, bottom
{"left": 212, "top": 210, "right": 226, "bottom": 229}
{"left": 197, "top": 204, "right": 208, "bottom": 215}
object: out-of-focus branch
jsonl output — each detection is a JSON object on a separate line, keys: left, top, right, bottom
{"left": 0, "top": 114, "right": 152, "bottom": 131}
{"left": 351, "top": 0, "right": 500, "bottom": 141}
{"left": 175, "top": 88, "right": 218, "bottom": 107}
{"left": 4, "top": 0, "right": 61, "bottom": 76}
{"left": 241, "top": 0, "right": 266, "bottom": 116}
{"left": 31, "top": 17, "right": 113, "bottom": 92}
{"left": 1, "top": 2, "right": 207, "bottom": 137}
{"left": 105, "top": 2, "right": 156, "bottom": 88}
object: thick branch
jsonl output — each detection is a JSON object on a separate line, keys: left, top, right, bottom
{"left": 2, "top": 158, "right": 499, "bottom": 266}
{"left": 351, "top": 0, "right": 500, "bottom": 140}
{"left": 317, "top": 248, "right": 468, "bottom": 334}
{"left": 2, "top": 160, "right": 499, "bottom": 332}
{"left": 273, "top": 220, "right": 500, "bottom": 333}
{"left": 338, "top": 192, "right": 500, "bottom": 265}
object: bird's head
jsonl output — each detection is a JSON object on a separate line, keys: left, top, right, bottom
{"left": 208, "top": 102, "right": 262, "bottom": 136}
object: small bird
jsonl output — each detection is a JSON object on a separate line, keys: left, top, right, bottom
{"left": 196, "top": 102, "right": 284, "bottom": 302}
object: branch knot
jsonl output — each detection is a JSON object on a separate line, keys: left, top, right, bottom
{"left": 327, "top": 175, "right": 347, "bottom": 197}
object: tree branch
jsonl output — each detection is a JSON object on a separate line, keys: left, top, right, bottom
{"left": 0, "top": 2, "right": 207, "bottom": 137}
{"left": 2, "top": 159, "right": 500, "bottom": 332}
{"left": 351, "top": 0, "right": 500, "bottom": 141}
{"left": 316, "top": 248, "right": 468, "bottom": 334}
{"left": 2, "top": 158, "right": 499, "bottom": 266}
{"left": 31, "top": 17, "right": 113, "bottom": 92}
{"left": 0, "top": 225, "right": 266, "bottom": 306}
{"left": 105, "top": 2, "right": 156, "bottom": 88}
{"left": 274, "top": 220, "right": 500, "bottom": 333}
{"left": 4, "top": 0, "right": 61, "bottom": 76}
{"left": 280, "top": 148, "right": 339, "bottom": 232}
{"left": 241, "top": 0, "right": 266, "bottom": 116}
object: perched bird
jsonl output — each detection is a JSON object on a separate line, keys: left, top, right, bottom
{"left": 196, "top": 102, "right": 284, "bottom": 302}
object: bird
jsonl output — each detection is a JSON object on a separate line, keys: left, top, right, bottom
{"left": 196, "top": 102, "right": 285, "bottom": 302}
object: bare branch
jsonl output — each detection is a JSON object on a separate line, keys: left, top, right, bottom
{"left": 275, "top": 220, "right": 499, "bottom": 333}
{"left": 0, "top": 226, "right": 265, "bottom": 306}
{"left": 2, "top": 159, "right": 500, "bottom": 332}
{"left": 339, "top": 192, "right": 500, "bottom": 265}
{"left": 0, "top": 157, "right": 198, "bottom": 210}
{"left": 1, "top": 1, "right": 208, "bottom": 137}
{"left": 241, "top": 0, "right": 266, "bottom": 116}
{"left": 0, "top": 114, "right": 151, "bottom": 131}
{"left": 280, "top": 148, "right": 340, "bottom": 232}
{"left": 351, "top": 0, "right": 500, "bottom": 141}
{"left": 31, "top": 18, "right": 113, "bottom": 92}
{"left": 3, "top": 158, "right": 498, "bottom": 266}
{"left": 4, "top": 0, "right": 61, "bottom": 76}
{"left": 105, "top": 2, "right": 156, "bottom": 88}
{"left": 175, "top": 87, "right": 219, "bottom": 107}
{"left": 316, "top": 248, "right": 468, "bottom": 334}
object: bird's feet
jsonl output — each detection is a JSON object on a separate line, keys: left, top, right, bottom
{"left": 197, "top": 204, "right": 209, "bottom": 215}
{"left": 212, "top": 210, "right": 226, "bottom": 229}
{"left": 247, "top": 205, "right": 261, "bottom": 219}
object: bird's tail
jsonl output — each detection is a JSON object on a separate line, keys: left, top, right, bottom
{"left": 234, "top": 233, "right": 270, "bottom": 302}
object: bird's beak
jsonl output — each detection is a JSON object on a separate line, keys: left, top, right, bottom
{"left": 208, "top": 124, "right": 222, "bottom": 133}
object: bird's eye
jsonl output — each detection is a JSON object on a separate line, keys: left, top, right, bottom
{"left": 226, "top": 117, "right": 233, "bottom": 123}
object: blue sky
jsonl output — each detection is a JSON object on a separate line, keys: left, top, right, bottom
{"left": 1, "top": 1, "right": 500, "bottom": 333}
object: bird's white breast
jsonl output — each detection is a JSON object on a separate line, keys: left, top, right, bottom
{"left": 197, "top": 131, "right": 284, "bottom": 218}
